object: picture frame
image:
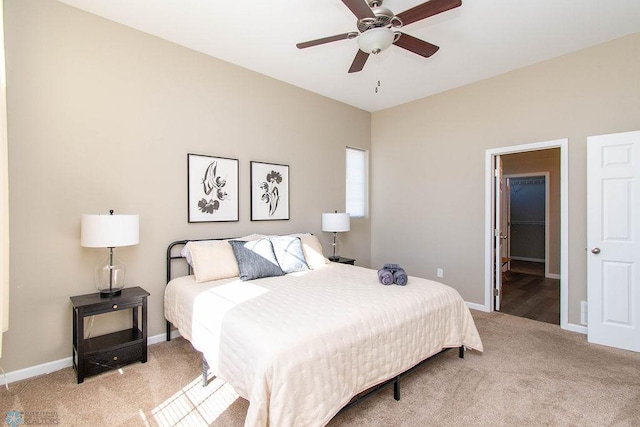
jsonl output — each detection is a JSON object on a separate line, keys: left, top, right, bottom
{"left": 187, "top": 153, "right": 239, "bottom": 222}
{"left": 250, "top": 161, "right": 290, "bottom": 221}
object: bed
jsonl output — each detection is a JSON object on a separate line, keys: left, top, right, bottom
{"left": 164, "top": 234, "right": 483, "bottom": 427}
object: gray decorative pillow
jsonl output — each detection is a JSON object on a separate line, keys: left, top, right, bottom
{"left": 269, "top": 236, "right": 310, "bottom": 274}
{"left": 229, "top": 239, "right": 285, "bottom": 281}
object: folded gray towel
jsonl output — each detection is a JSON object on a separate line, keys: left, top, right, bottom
{"left": 379, "top": 264, "right": 408, "bottom": 286}
{"left": 377, "top": 268, "right": 394, "bottom": 285}
{"left": 393, "top": 268, "right": 408, "bottom": 286}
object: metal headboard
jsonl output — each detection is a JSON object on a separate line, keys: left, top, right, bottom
{"left": 166, "top": 237, "right": 235, "bottom": 283}
{"left": 166, "top": 239, "right": 190, "bottom": 284}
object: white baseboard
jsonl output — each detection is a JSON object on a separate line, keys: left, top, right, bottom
{"left": 0, "top": 356, "right": 73, "bottom": 387}
{"left": 147, "top": 329, "right": 182, "bottom": 345}
{"left": 466, "top": 301, "right": 489, "bottom": 312}
{"left": 0, "top": 331, "right": 183, "bottom": 386}
{"left": 465, "top": 303, "right": 587, "bottom": 337}
{"left": 566, "top": 323, "right": 587, "bottom": 335}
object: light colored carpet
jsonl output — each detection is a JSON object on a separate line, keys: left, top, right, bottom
{"left": 1, "top": 311, "right": 639, "bottom": 426}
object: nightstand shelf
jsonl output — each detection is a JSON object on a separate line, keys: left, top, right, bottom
{"left": 71, "top": 286, "right": 149, "bottom": 384}
{"left": 330, "top": 257, "right": 355, "bottom": 265}
{"left": 85, "top": 328, "right": 143, "bottom": 353}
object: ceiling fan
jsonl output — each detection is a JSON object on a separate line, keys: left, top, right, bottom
{"left": 296, "top": 0, "right": 462, "bottom": 73}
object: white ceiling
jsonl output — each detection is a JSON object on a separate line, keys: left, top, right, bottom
{"left": 56, "top": 0, "right": 640, "bottom": 112}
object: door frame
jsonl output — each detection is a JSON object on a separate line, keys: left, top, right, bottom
{"left": 504, "top": 172, "right": 554, "bottom": 278}
{"left": 484, "top": 139, "right": 569, "bottom": 330}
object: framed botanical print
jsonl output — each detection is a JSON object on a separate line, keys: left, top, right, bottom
{"left": 187, "top": 153, "right": 239, "bottom": 222}
{"left": 250, "top": 161, "right": 290, "bottom": 221}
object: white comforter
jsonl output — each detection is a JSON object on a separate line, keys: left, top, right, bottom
{"left": 164, "top": 263, "right": 483, "bottom": 427}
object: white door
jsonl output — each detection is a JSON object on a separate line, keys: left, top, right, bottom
{"left": 587, "top": 130, "right": 640, "bottom": 352}
{"left": 494, "top": 156, "right": 504, "bottom": 310}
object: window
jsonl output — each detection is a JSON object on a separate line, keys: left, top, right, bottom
{"left": 346, "top": 147, "right": 368, "bottom": 218}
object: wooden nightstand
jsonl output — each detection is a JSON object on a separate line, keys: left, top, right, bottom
{"left": 70, "top": 286, "right": 149, "bottom": 384}
{"left": 329, "top": 257, "right": 355, "bottom": 265}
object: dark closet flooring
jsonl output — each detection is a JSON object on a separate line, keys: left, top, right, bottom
{"left": 499, "top": 260, "right": 560, "bottom": 325}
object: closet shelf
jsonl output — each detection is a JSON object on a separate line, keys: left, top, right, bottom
{"left": 510, "top": 220, "right": 545, "bottom": 226}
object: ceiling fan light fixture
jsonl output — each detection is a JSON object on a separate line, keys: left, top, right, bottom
{"left": 357, "top": 27, "right": 395, "bottom": 54}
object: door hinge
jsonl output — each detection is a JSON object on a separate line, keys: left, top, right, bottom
{"left": 494, "top": 288, "right": 499, "bottom": 296}
{"left": 494, "top": 229, "right": 500, "bottom": 237}
{"left": 494, "top": 168, "right": 499, "bottom": 177}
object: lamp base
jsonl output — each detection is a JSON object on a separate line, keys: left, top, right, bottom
{"left": 100, "top": 289, "right": 122, "bottom": 298}
{"left": 95, "top": 250, "right": 126, "bottom": 297}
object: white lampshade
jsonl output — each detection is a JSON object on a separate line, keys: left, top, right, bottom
{"left": 322, "top": 212, "right": 351, "bottom": 233}
{"left": 81, "top": 212, "right": 139, "bottom": 296}
{"left": 357, "top": 27, "right": 395, "bottom": 54}
{"left": 81, "top": 214, "right": 139, "bottom": 248}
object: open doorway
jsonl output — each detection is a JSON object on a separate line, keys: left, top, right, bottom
{"left": 484, "top": 139, "right": 569, "bottom": 330}
{"left": 500, "top": 168, "right": 559, "bottom": 324}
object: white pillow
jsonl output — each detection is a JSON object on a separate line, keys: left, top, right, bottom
{"left": 269, "top": 235, "right": 310, "bottom": 273}
{"left": 188, "top": 240, "right": 240, "bottom": 282}
{"left": 291, "top": 233, "right": 330, "bottom": 269}
{"left": 181, "top": 234, "right": 264, "bottom": 266}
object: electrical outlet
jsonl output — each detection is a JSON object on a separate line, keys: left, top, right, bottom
{"left": 437, "top": 268, "right": 444, "bottom": 278}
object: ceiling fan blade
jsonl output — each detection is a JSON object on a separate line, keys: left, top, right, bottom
{"left": 342, "top": 0, "right": 375, "bottom": 19}
{"left": 393, "top": 33, "right": 440, "bottom": 58}
{"left": 296, "top": 32, "right": 358, "bottom": 49}
{"left": 348, "top": 50, "right": 370, "bottom": 73}
{"left": 397, "top": 0, "right": 462, "bottom": 26}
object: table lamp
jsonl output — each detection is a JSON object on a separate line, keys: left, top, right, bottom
{"left": 81, "top": 210, "right": 139, "bottom": 297}
{"left": 322, "top": 211, "right": 350, "bottom": 261}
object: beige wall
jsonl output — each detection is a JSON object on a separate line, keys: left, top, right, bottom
{"left": 2, "top": 0, "right": 370, "bottom": 372}
{"left": 371, "top": 33, "right": 640, "bottom": 324}
{"left": 502, "top": 149, "right": 560, "bottom": 275}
